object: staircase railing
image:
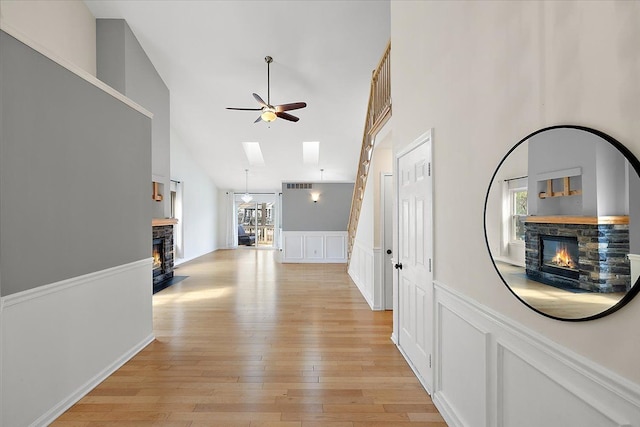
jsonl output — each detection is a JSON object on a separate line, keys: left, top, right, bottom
{"left": 347, "top": 41, "right": 391, "bottom": 264}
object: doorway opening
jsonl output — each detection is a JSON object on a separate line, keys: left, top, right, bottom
{"left": 235, "top": 193, "right": 278, "bottom": 248}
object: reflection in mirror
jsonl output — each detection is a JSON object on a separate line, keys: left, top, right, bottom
{"left": 485, "top": 126, "right": 640, "bottom": 321}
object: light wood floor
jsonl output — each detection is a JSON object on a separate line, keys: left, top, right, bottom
{"left": 52, "top": 249, "right": 446, "bottom": 427}
{"left": 496, "top": 262, "right": 624, "bottom": 319}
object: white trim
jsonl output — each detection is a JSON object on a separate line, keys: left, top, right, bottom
{"left": 380, "top": 172, "right": 393, "bottom": 311}
{"left": 432, "top": 280, "right": 640, "bottom": 427}
{"left": 536, "top": 167, "right": 582, "bottom": 181}
{"left": 628, "top": 254, "right": 640, "bottom": 300}
{"left": 434, "top": 280, "right": 640, "bottom": 406}
{"left": 628, "top": 254, "right": 640, "bottom": 262}
{"left": 2, "top": 258, "right": 151, "bottom": 307}
{"left": 2, "top": 260, "right": 153, "bottom": 426}
{"left": 372, "top": 247, "right": 384, "bottom": 310}
{"left": 396, "top": 129, "right": 433, "bottom": 158}
{"left": 0, "top": 21, "right": 153, "bottom": 119}
{"left": 31, "top": 334, "right": 154, "bottom": 427}
{"left": 432, "top": 391, "right": 465, "bottom": 427}
{"left": 390, "top": 332, "right": 398, "bottom": 344}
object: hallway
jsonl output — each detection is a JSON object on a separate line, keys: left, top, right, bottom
{"left": 53, "top": 249, "right": 446, "bottom": 426}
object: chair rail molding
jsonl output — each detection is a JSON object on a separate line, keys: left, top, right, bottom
{"left": 1, "top": 259, "right": 154, "bottom": 427}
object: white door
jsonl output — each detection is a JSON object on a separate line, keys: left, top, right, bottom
{"left": 396, "top": 133, "right": 433, "bottom": 391}
{"left": 383, "top": 173, "right": 394, "bottom": 310}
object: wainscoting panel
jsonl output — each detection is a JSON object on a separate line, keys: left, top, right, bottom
{"left": 432, "top": 281, "right": 640, "bottom": 427}
{"left": 348, "top": 239, "right": 375, "bottom": 308}
{"left": 304, "top": 235, "right": 324, "bottom": 259}
{"left": 326, "top": 235, "right": 347, "bottom": 261}
{"left": 435, "top": 303, "right": 489, "bottom": 427}
{"left": 281, "top": 231, "right": 348, "bottom": 263}
{"left": 498, "top": 345, "right": 628, "bottom": 427}
{"left": 282, "top": 234, "right": 304, "bottom": 260}
{"left": 1, "top": 259, "right": 154, "bottom": 427}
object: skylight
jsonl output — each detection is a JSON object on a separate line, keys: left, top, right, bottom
{"left": 303, "top": 141, "right": 320, "bottom": 165}
{"left": 242, "top": 142, "right": 265, "bottom": 166}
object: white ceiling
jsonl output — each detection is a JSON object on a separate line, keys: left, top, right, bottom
{"left": 84, "top": 1, "right": 390, "bottom": 193}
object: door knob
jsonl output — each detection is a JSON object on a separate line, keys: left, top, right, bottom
{"left": 386, "top": 249, "right": 392, "bottom": 254}
{"left": 394, "top": 263, "right": 403, "bottom": 270}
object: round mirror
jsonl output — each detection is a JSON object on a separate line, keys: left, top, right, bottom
{"left": 484, "top": 125, "right": 640, "bottom": 321}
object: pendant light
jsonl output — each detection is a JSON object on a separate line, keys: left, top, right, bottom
{"left": 241, "top": 169, "right": 253, "bottom": 203}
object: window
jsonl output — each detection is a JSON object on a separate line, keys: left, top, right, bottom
{"left": 510, "top": 188, "right": 527, "bottom": 242}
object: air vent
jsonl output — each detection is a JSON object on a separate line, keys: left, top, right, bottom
{"left": 286, "top": 183, "right": 313, "bottom": 189}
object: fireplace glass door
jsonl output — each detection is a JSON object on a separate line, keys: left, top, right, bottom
{"left": 540, "top": 235, "right": 579, "bottom": 279}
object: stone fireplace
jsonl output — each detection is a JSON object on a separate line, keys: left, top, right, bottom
{"left": 152, "top": 219, "right": 177, "bottom": 293}
{"left": 525, "top": 216, "right": 631, "bottom": 293}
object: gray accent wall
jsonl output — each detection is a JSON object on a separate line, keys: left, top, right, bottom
{"left": 281, "top": 182, "right": 354, "bottom": 231}
{"left": 97, "top": 19, "right": 170, "bottom": 219}
{"left": 0, "top": 31, "right": 152, "bottom": 296}
{"left": 527, "top": 128, "right": 628, "bottom": 217}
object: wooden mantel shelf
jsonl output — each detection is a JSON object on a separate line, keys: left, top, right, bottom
{"left": 525, "top": 216, "right": 629, "bottom": 225}
{"left": 152, "top": 218, "right": 178, "bottom": 226}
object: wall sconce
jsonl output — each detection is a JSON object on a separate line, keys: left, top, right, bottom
{"left": 311, "top": 192, "right": 320, "bottom": 203}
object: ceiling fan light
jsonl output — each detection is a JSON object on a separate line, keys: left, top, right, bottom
{"left": 261, "top": 110, "right": 277, "bottom": 122}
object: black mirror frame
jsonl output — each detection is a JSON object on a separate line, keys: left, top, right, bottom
{"left": 484, "top": 124, "right": 640, "bottom": 321}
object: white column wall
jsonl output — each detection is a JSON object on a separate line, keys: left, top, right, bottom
{"left": 391, "top": 1, "right": 640, "bottom": 425}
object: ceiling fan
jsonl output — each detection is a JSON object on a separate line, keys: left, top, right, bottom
{"left": 226, "top": 56, "right": 307, "bottom": 123}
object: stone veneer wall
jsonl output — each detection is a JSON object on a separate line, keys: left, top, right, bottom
{"left": 152, "top": 225, "right": 174, "bottom": 288}
{"left": 525, "top": 222, "right": 631, "bottom": 293}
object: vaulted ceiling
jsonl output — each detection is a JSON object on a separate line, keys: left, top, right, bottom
{"left": 85, "top": 1, "right": 390, "bottom": 192}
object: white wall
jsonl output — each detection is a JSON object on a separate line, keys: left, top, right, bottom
{"left": 171, "top": 131, "right": 219, "bottom": 264}
{"left": 372, "top": 147, "right": 393, "bottom": 248}
{"left": 391, "top": 1, "right": 640, "bottom": 424}
{"left": 0, "top": 0, "right": 96, "bottom": 76}
{"left": 349, "top": 133, "right": 393, "bottom": 310}
{"left": 349, "top": 165, "right": 375, "bottom": 306}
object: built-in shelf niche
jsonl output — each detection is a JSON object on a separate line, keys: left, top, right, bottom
{"left": 152, "top": 181, "right": 163, "bottom": 202}
{"left": 537, "top": 167, "right": 582, "bottom": 199}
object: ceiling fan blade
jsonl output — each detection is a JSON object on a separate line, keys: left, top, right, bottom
{"left": 254, "top": 116, "right": 263, "bottom": 123}
{"left": 276, "top": 111, "right": 299, "bottom": 122}
{"left": 253, "top": 93, "right": 267, "bottom": 107}
{"left": 226, "top": 107, "right": 263, "bottom": 111}
{"left": 275, "top": 102, "right": 307, "bottom": 112}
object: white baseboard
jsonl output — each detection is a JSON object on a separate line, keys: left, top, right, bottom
{"left": 1, "top": 259, "right": 154, "bottom": 427}
{"left": 432, "top": 280, "right": 640, "bottom": 427}
{"left": 31, "top": 333, "right": 154, "bottom": 427}
{"left": 281, "top": 231, "right": 347, "bottom": 263}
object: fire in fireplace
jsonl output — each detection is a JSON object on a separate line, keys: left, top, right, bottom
{"left": 152, "top": 238, "right": 164, "bottom": 277}
{"left": 540, "top": 235, "right": 579, "bottom": 279}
